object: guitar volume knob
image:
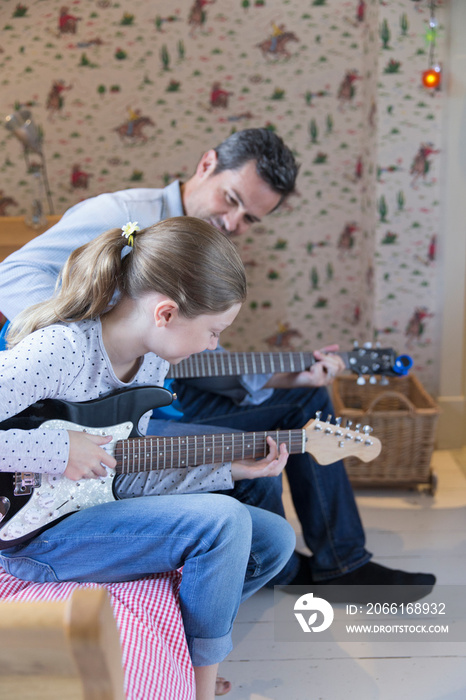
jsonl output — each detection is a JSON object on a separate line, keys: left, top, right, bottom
{"left": 23, "top": 510, "right": 41, "bottom": 524}
{"left": 38, "top": 494, "right": 55, "bottom": 509}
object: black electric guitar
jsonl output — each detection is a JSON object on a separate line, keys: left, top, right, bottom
{"left": 166, "top": 346, "right": 412, "bottom": 381}
{"left": 0, "top": 386, "right": 381, "bottom": 550}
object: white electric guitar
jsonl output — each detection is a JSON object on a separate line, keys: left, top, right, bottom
{"left": 0, "top": 386, "right": 381, "bottom": 549}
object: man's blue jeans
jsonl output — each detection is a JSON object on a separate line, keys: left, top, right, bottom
{"left": 0, "top": 493, "right": 295, "bottom": 666}
{"left": 168, "top": 381, "right": 372, "bottom": 583}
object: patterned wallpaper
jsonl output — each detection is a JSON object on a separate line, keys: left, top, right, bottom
{"left": 0, "top": 0, "right": 446, "bottom": 394}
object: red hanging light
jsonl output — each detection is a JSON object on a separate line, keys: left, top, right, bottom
{"left": 422, "top": 65, "right": 441, "bottom": 89}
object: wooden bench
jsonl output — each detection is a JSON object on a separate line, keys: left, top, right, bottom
{"left": 0, "top": 215, "right": 60, "bottom": 262}
{"left": 0, "top": 587, "right": 125, "bottom": 700}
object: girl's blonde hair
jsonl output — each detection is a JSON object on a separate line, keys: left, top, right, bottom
{"left": 7, "top": 217, "right": 247, "bottom": 347}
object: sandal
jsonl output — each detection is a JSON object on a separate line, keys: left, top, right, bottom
{"left": 215, "top": 677, "right": 232, "bottom": 696}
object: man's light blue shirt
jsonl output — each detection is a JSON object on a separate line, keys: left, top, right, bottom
{"left": 0, "top": 182, "right": 183, "bottom": 319}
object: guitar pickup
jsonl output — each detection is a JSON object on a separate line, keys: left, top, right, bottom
{"left": 14, "top": 472, "right": 42, "bottom": 496}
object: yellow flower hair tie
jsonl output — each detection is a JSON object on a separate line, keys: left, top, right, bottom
{"left": 121, "top": 221, "right": 140, "bottom": 247}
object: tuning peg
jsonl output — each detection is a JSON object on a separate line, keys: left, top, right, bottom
{"left": 314, "top": 410, "right": 323, "bottom": 431}
{"left": 363, "top": 342, "right": 372, "bottom": 349}
{"left": 369, "top": 376, "right": 377, "bottom": 385}
{"left": 324, "top": 414, "right": 334, "bottom": 434}
{"left": 354, "top": 423, "right": 363, "bottom": 442}
{"left": 362, "top": 425, "right": 374, "bottom": 445}
{"left": 357, "top": 376, "right": 366, "bottom": 385}
{"left": 353, "top": 340, "right": 359, "bottom": 348}
{"left": 380, "top": 376, "right": 389, "bottom": 386}
{"left": 344, "top": 419, "right": 353, "bottom": 440}
{"left": 335, "top": 417, "right": 343, "bottom": 436}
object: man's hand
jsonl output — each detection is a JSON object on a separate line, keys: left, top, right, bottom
{"left": 231, "top": 435, "right": 288, "bottom": 481}
{"left": 64, "top": 430, "right": 117, "bottom": 481}
{"left": 264, "top": 344, "right": 346, "bottom": 390}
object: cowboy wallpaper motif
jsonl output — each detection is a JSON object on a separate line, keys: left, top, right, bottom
{"left": 0, "top": 0, "right": 445, "bottom": 393}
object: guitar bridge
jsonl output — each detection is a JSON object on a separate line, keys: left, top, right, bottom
{"left": 14, "top": 472, "right": 42, "bottom": 496}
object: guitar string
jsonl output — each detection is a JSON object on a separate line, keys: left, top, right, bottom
{"left": 113, "top": 431, "right": 306, "bottom": 473}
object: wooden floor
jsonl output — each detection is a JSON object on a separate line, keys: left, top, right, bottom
{"left": 220, "top": 450, "right": 466, "bottom": 699}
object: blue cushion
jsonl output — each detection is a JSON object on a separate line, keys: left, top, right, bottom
{"left": 152, "top": 378, "right": 184, "bottom": 419}
{"left": 0, "top": 321, "right": 9, "bottom": 351}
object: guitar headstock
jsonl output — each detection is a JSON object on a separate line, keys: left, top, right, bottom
{"left": 303, "top": 414, "right": 381, "bottom": 465}
{"left": 344, "top": 344, "right": 412, "bottom": 384}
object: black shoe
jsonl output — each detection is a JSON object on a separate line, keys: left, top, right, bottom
{"left": 287, "top": 557, "right": 436, "bottom": 604}
{"left": 287, "top": 552, "right": 313, "bottom": 585}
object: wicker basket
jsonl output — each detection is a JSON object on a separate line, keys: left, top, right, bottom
{"left": 331, "top": 374, "right": 440, "bottom": 494}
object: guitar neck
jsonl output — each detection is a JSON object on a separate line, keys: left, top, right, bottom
{"left": 115, "top": 430, "right": 306, "bottom": 473}
{"left": 166, "top": 351, "right": 349, "bottom": 379}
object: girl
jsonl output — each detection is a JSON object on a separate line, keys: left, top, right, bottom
{"left": 0, "top": 217, "right": 295, "bottom": 700}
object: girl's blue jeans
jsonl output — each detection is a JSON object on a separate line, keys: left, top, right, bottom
{"left": 0, "top": 493, "right": 295, "bottom": 666}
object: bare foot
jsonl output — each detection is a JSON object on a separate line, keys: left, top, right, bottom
{"left": 215, "top": 677, "right": 232, "bottom": 696}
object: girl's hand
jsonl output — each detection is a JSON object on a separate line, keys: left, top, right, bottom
{"left": 64, "top": 430, "right": 117, "bottom": 481}
{"left": 231, "top": 436, "right": 288, "bottom": 481}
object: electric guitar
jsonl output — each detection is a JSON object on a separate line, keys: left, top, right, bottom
{"left": 0, "top": 385, "right": 381, "bottom": 550}
{"left": 166, "top": 346, "right": 412, "bottom": 382}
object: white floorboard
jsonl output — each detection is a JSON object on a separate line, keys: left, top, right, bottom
{"left": 219, "top": 450, "right": 466, "bottom": 699}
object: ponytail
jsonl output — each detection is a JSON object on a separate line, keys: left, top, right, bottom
{"left": 7, "top": 217, "right": 247, "bottom": 347}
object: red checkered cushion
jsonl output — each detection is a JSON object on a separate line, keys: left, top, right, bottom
{"left": 0, "top": 566, "right": 195, "bottom": 700}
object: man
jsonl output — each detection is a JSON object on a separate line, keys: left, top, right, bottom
{"left": 0, "top": 128, "right": 435, "bottom": 603}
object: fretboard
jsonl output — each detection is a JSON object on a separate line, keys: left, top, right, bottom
{"left": 166, "top": 351, "right": 349, "bottom": 379}
{"left": 114, "top": 429, "right": 306, "bottom": 473}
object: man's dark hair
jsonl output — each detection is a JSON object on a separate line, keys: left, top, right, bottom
{"left": 213, "top": 128, "right": 299, "bottom": 203}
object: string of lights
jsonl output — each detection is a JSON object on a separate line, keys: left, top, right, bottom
{"left": 421, "top": 0, "right": 441, "bottom": 89}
